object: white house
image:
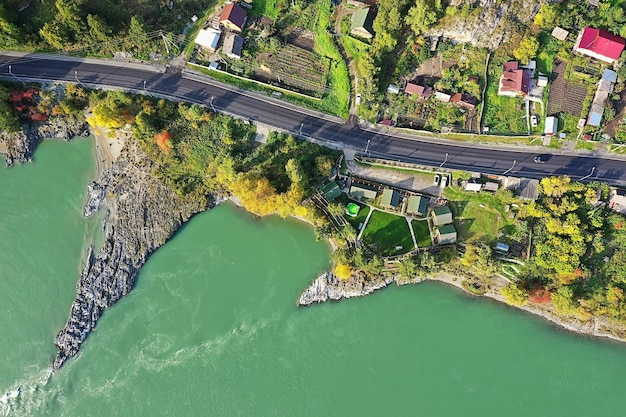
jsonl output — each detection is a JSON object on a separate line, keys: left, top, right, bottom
{"left": 195, "top": 28, "right": 221, "bottom": 51}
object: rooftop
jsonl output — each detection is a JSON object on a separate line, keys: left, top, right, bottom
{"left": 576, "top": 27, "right": 625, "bottom": 61}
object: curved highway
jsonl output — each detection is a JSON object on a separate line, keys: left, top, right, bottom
{"left": 1, "top": 52, "right": 625, "bottom": 185}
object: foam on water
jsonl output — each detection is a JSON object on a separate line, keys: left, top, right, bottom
{"left": 0, "top": 367, "right": 56, "bottom": 417}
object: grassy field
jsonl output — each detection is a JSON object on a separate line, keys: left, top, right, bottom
{"left": 575, "top": 140, "right": 597, "bottom": 151}
{"left": 445, "top": 188, "right": 517, "bottom": 242}
{"left": 483, "top": 59, "right": 528, "bottom": 134}
{"left": 411, "top": 220, "right": 432, "bottom": 248}
{"left": 342, "top": 36, "right": 370, "bottom": 79}
{"left": 251, "top": 0, "right": 279, "bottom": 19}
{"left": 314, "top": 0, "right": 350, "bottom": 118}
{"left": 361, "top": 210, "right": 414, "bottom": 256}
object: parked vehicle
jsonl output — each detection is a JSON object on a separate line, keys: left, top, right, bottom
{"left": 534, "top": 154, "right": 552, "bottom": 163}
{"left": 530, "top": 115, "right": 538, "bottom": 127}
{"left": 440, "top": 175, "right": 448, "bottom": 188}
{"left": 433, "top": 174, "right": 441, "bottom": 186}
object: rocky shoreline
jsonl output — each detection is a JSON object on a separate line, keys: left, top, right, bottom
{"left": 1, "top": 116, "right": 90, "bottom": 167}
{"left": 298, "top": 271, "right": 626, "bottom": 344}
{"left": 52, "top": 140, "right": 210, "bottom": 370}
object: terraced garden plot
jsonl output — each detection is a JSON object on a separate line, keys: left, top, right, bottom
{"left": 254, "top": 44, "right": 329, "bottom": 97}
{"left": 547, "top": 60, "right": 587, "bottom": 117}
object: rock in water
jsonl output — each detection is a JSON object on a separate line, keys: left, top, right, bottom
{"left": 297, "top": 272, "right": 394, "bottom": 306}
{"left": 52, "top": 141, "right": 209, "bottom": 370}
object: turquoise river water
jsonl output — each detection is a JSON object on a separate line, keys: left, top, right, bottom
{"left": 2, "top": 138, "right": 626, "bottom": 416}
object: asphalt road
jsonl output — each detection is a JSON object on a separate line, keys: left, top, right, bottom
{"left": 1, "top": 52, "right": 624, "bottom": 185}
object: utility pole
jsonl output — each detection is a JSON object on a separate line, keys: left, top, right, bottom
{"left": 364, "top": 139, "right": 371, "bottom": 155}
{"left": 143, "top": 80, "right": 147, "bottom": 92}
{"left": 299, "top": 123, "right": 303, "bottom": 136}
{"left": 209, "top": 97, "right": 216, "bottom": 112}
{"left": 439, "top": 152, "right": 448, "bottom": 168}
{"left": 8, "top": 65, "right": 24, "bottom": 86}
{"left": 503, "top": 160, "right": 516, "bottom": 176}
{"left": 580, "top": 166, "right": 596, "bottom": 181}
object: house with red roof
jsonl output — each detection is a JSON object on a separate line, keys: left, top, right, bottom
{"left": 498, "top": 61, "right": 530, "bottom": 97}
{"left": 450, "top": 93, "right": 477, "bottom": 109}
{"left": 220, "top": 2, "right": 248, "bottom": 33}
{"left": 405, "top": 83, "right": 432, "bottom": 98}
{"left": 573, "top": 27, "right": 625, "bottom": 63}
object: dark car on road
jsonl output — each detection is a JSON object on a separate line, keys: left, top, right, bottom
{"left": 534, "top": 154, "right": 552, "bottom": 163}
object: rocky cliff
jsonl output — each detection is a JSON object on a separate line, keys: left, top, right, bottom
{"left": 427, "top": 0, "right": 541, "bottom": 49}
{"left": 298, "top": 271, "right": 397, "bottom": 305}
{"left": 1, "top": 116, "right": 89, "bottom": 166}
{"left": 52, "top": 140, "right": 209, "bottom": 370}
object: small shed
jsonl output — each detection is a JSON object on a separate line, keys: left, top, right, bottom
{"left": 484, "top": 181, "right": 499, "bottom": 192}
{"left": 603, "top": 68, "right": 618, "bottom": 83}
{"left": 350, "top": 184, "right": 377, "bottom": 200}
{"left": 432, "top": 205, "right": 453, "bottom": 226}
{"left": 552, "top": 27, "right": 569, "bottom": 41}
{"left": 465, "top": 182, "right": 482, "bottom": 192}
{"left": 350, "top": 8, "right": 375, "bottom": 39}
{"left": 406, "top": 195, "right": 427, "bottom": 215}
{"left": 495, "top": 242, "right": 510, "bottom": 253}
{"left": 544, "top": 116, "right": 558, "bottom": 135}
{"left": 537, "top": 75, "right": 548, "bottom": 87}
{"left": 321, "top": 182, "right": 341, "bottom": 201}
{"left": 434, "top": 92, "right": 451, "bottom": 102}
{"left": 387, "top": 84, "right": 400, "bottom": 94}
{"left": 381, "top": 188, "right": 400, "bottom": 208}
{"left": 195, "top": 28, "right": 221, "bottom": 51}
{"left": 436, "top": 224, "right": 457, "bottom": 244}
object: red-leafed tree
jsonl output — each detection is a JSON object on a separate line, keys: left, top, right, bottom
{"left": 529, "top": 287, "right": 551, "bottom": 304}
{"left": 154, "top": 130, "right": 172, "bottom": 153}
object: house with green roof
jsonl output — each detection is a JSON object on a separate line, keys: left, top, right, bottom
{"left": 436, "top": 224, "right": 457, "bottom": 244}
{"left": 349, "top": 184, "right": 377, "bottom": 200}
{"left": 350, "top": 8, "right": 375, "bottom": 39}
{"left": 381, "top": 188, "right": 400, "bottom": 208}
{"left": 431, "top": 205, "right": 453, "bottom": 226}
{"left": 406, "top": 195, "right": 427, "bottom": 216}
{"left": 321, "top": 181, "right": 341, "bottom": 201}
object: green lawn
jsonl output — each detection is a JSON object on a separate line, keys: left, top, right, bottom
{"left": 411, "top": 220, "right": 432, "bottom": 248}
{"left": 361, "top": 210, "right": 414, "bottom": 256}
{"left": 445, "top": 188, "right": 517, "bottom": 242}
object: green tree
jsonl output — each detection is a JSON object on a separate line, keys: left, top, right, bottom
{"left": 0, "top": 5, "right": 20, "bottom": 48}
{"left": 501, "top": 283, "right": 529, "bottom": 306}
{"left": 398, "top": 257, "right": 418, "bottom": 280}
{"left": 40, "top": 21, "right": 66, "bottom": 49}
{"left": 87, "top": 14, "right": 111, "bottom": 42}
{"left": 405, "top": 0, "right": 442, "bottom": 35}
{"left": 551, "top": 286, "right": 579, "bottom": 317}
{"left": 56, "top": 0, "right": 83, "bottom": 35}
{"left": 327, "top": 202, "right": 345, "bottom": 218}
{"left": 513, "top": 36, "right": 539, "bottom": 65}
